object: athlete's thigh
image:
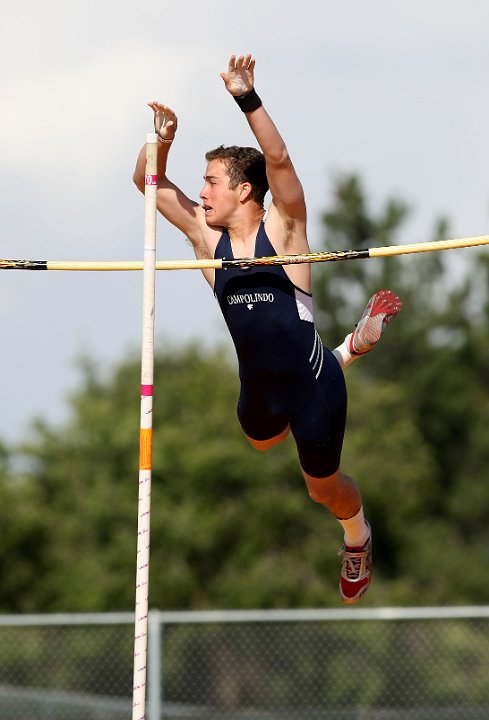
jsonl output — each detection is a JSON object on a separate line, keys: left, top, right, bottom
{"left": 290, "top": 351, "right": 347, "bottom": 478}
{"left": 237, "top": 382, "right": 289, "bottom": 442}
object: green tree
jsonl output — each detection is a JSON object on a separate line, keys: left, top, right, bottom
{"left": 0, "top": 339, "right": 432, "bottom": 612}
{"left": 0, "top": 441, "right": 52, "bottom": 611}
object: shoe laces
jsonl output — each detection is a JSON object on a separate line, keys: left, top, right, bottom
{"left": 339, "top": 546, "right": 369, "bottom": 580}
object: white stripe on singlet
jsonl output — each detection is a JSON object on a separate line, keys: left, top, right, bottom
{"left": 295, "top": 288, "right": 314, "bottom": 322}
{"left": 309, "top": 330, "right": 324, "bottom": 379}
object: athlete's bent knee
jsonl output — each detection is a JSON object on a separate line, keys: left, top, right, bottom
{"left": 245, "top": 425, "right": 290, "bottom": 451}
{"left": 303, "top": 469, "right": 343, "bottom": 505}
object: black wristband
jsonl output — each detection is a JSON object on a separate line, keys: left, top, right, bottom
{"left": 233, "top": 88, "right": 262, "bottom": 113}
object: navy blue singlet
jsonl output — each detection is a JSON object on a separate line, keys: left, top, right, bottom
{"left": 214, "top": 222, "right": 347, "bottom": 477}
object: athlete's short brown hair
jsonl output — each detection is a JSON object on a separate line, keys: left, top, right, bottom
{"left": 205, "top": 145, "right": 269, "bottom": 205}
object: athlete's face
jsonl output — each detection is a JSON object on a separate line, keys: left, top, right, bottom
{"left": 200, "top": 159, "right": 240, "bottom": 226}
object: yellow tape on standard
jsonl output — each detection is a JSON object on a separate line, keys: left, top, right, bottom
{"left": 132, "top": 132, "right": 158, "bottom": 720}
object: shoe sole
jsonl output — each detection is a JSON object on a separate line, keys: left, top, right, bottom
{"left": 351, "top": 289, "right": 402, "bottom": 354}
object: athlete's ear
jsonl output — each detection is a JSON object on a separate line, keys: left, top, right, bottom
{"left": 239, "top": 182, "right": 253, "bottom": 201}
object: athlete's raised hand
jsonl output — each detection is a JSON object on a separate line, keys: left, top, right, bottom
{"left": 220, "top": 54, "right": 255, "bottom": 96}
{"left": 147, "top": 101, "right": 178, "bottom": 142}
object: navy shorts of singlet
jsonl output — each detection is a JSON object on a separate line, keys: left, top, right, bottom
{"left": 213, "top": 223, "right": 347, "bottom": 479}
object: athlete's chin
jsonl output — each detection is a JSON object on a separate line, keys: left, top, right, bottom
{"left": 204, "top": 213, "right": 222, "bottom": 228}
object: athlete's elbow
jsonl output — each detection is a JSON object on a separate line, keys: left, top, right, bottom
{"left": 266, "top": 146, "right": 290, "bottom": 168}
{"left": 133, "top": 172, "right": 145, "bottom": 194}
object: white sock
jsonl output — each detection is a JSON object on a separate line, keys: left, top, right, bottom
{"left": 332, "top": 334, "right": 356, "bottom": 369}
{"left": 337, "top": 507, "right": 370, "bottom": 548}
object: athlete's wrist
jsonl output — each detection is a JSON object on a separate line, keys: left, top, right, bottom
{"left": 233, "top": 88, "right": 262, "bottom": 113}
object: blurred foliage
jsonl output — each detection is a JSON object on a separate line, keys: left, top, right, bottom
{"left": 1, "top": 173, "right": 489, "bottom": 612}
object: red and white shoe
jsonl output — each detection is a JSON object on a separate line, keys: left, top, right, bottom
{"left": 349, "top": 289, "right": 402, "bottom": 356}
{"left": 339, "top": 523, "right": 372, "bottom": 605}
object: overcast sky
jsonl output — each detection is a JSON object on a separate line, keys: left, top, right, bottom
{"left": 1, "top": 0, "right": 488, "bottom": 443}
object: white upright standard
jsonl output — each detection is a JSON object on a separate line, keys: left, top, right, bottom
{"left": 132, "top": 132, "right": 158, "bottom": 720}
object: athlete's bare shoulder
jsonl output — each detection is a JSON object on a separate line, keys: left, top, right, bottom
{"left": 262, "top": 206, "right": 311, "bottom": 291}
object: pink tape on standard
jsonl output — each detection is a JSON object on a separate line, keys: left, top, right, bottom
{"left": 141, "top": 384, "right": 153, "bottom": 396}
{"left": 144, "top": 174, "right": 157, "bottom": 186}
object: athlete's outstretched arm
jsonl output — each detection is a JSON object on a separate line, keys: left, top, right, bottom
{"left": 220, "top": 54, "right": 306, "bottom": 223}
{"left": 132, "top": 102, "right": 210, "bottom": 258}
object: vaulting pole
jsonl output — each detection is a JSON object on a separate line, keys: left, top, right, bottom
{"left": 132, "top": 132, "right": 158, "bottom": 720}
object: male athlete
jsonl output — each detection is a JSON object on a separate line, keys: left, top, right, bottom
{"left": 133, "top": 54, "right": 401, "bottom": 604}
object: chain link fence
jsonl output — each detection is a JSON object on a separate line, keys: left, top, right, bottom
{"left": 0, "top": 607, "right": 489, "bottom": 719}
